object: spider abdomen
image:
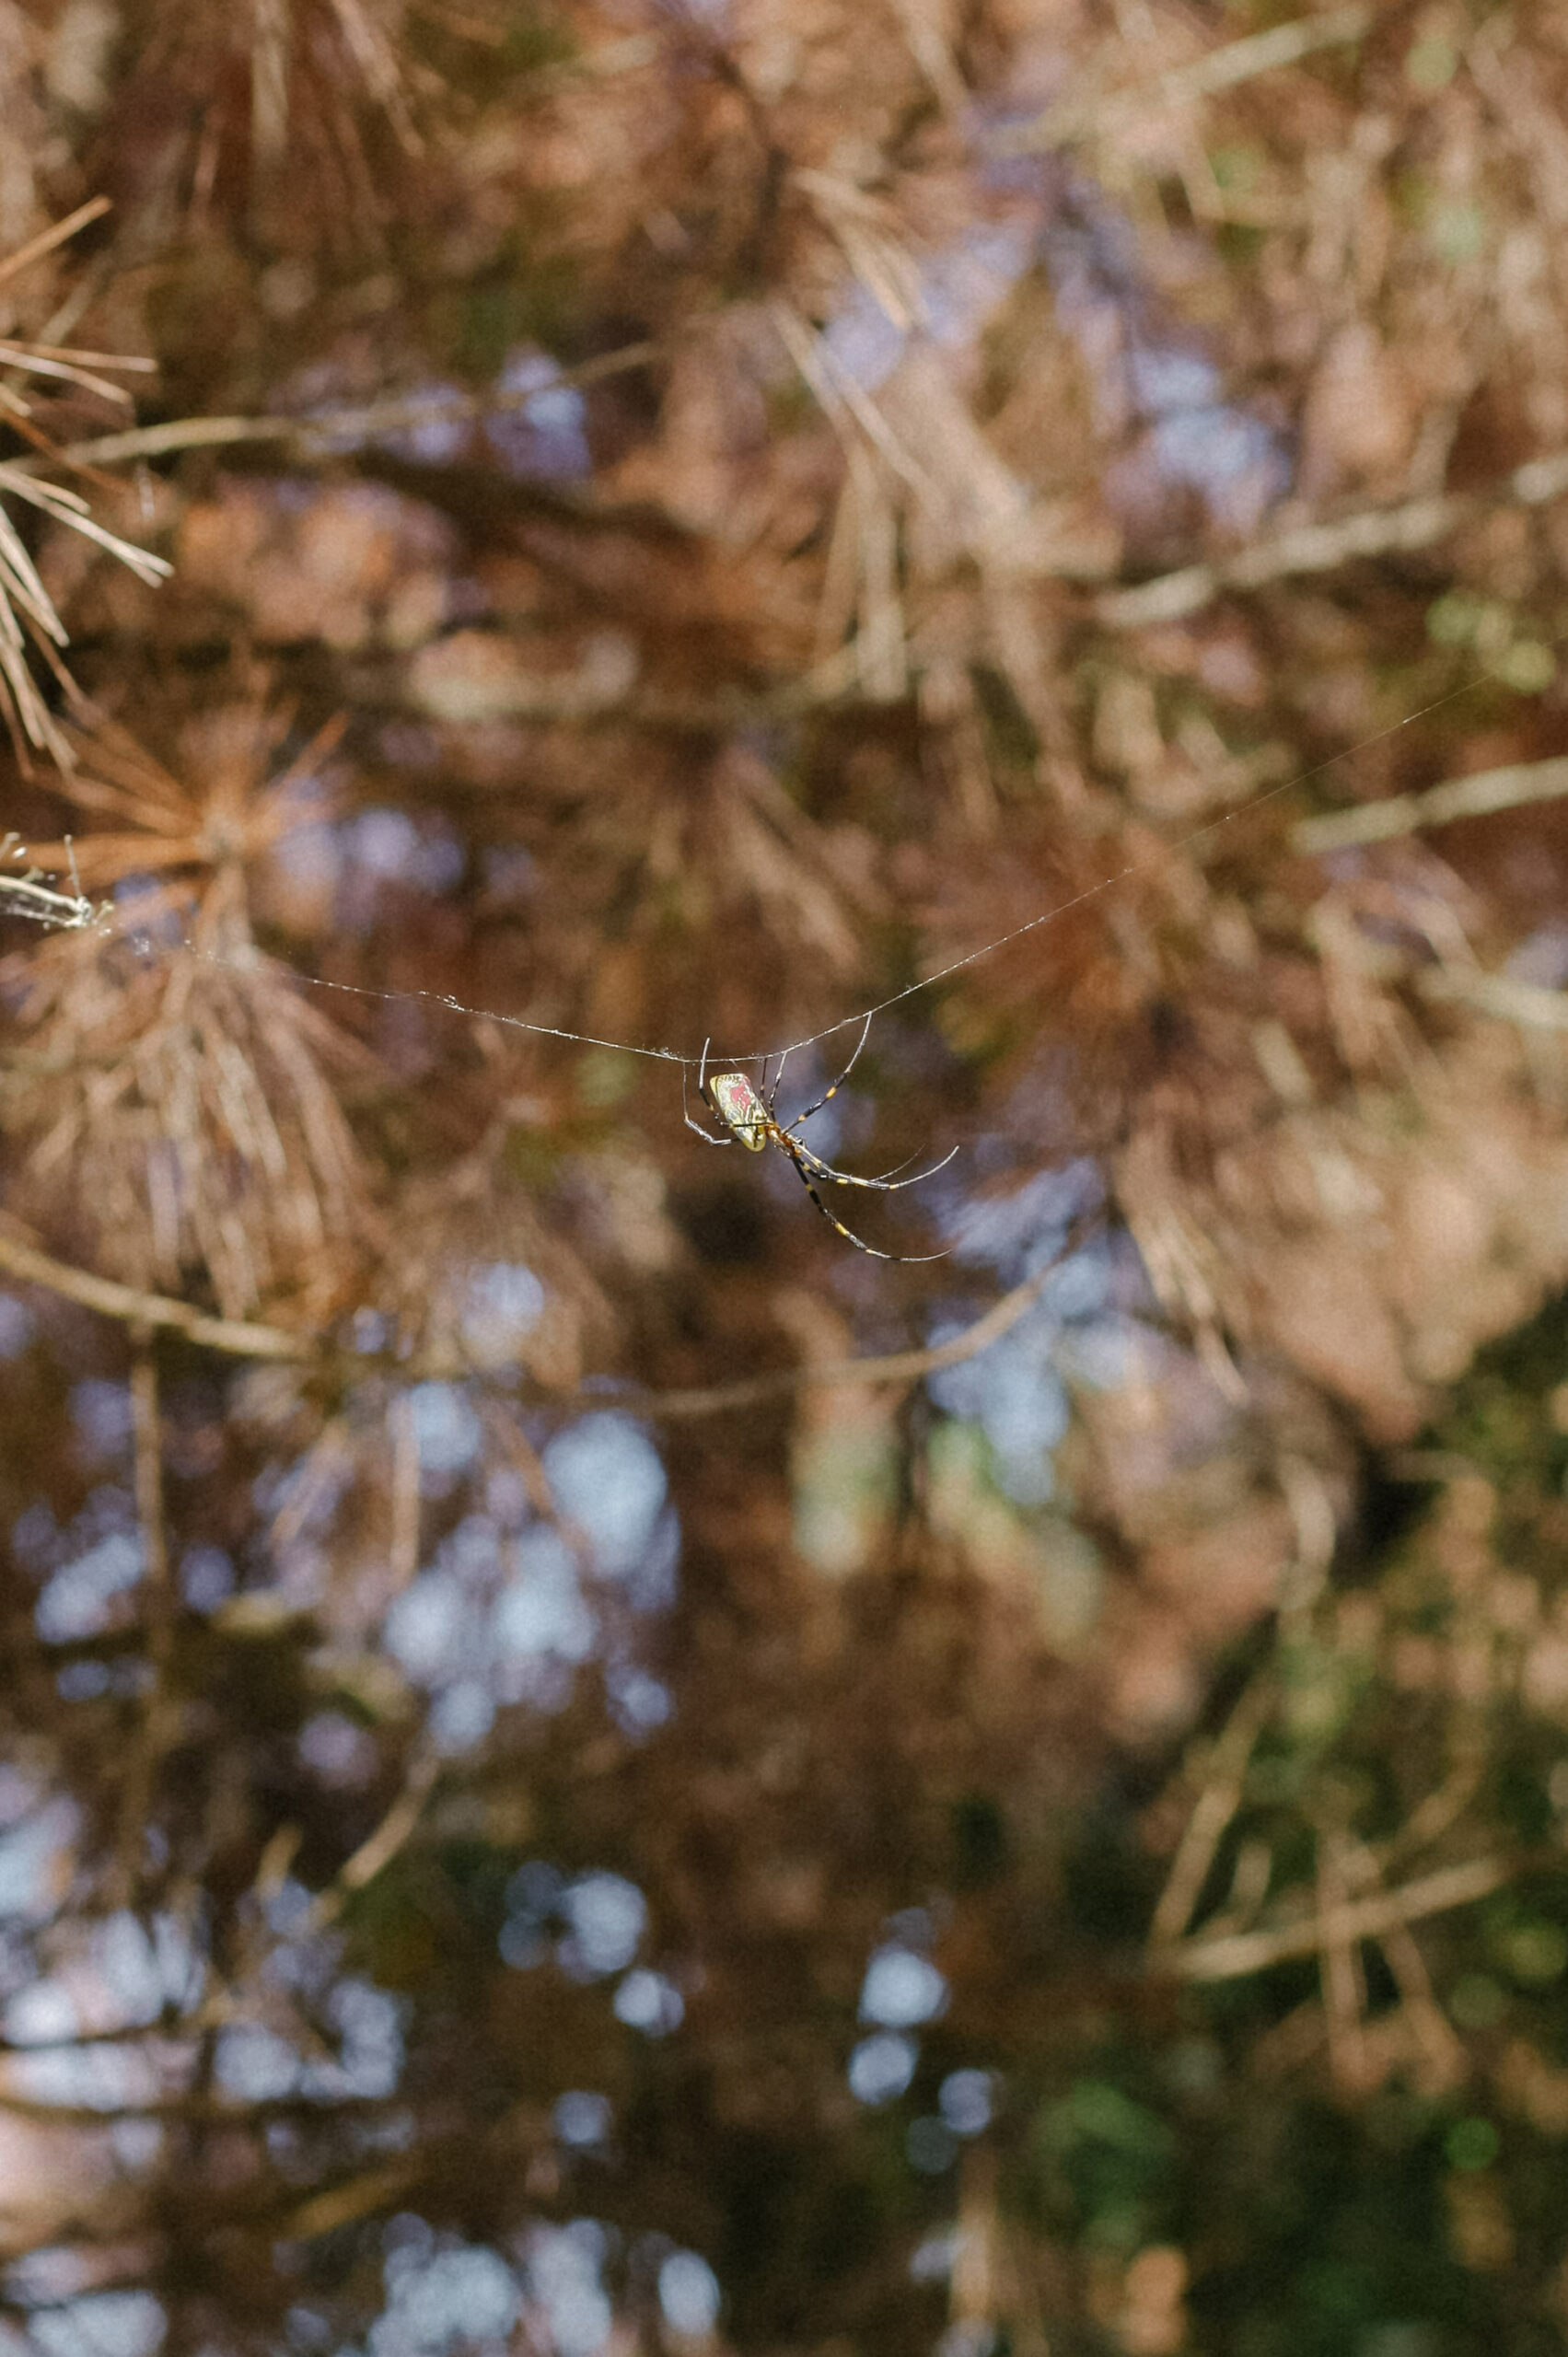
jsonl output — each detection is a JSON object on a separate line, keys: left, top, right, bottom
{"left": 705, "top": 1070, "right": 770, "bottom": 1150}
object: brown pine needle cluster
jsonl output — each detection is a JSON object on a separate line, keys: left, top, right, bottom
{"left": 2, "top": 701, "right": 378, "bottom": 1320}
{"left": 110, "top": 0, "right": 422, "bottom": 242}
{"left": 0, "top": 198, "right": 169, "bottom": 762}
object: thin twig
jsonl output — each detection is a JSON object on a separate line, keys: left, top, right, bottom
{"left": 1383, "top": 1756, "right": 1488, "bottom": 1867}
{"left": 0, "top": 1223, "right": 1068, "bottom": 1415}
{"left": 1416, "top": 967, "right": 1568, "bottom": 1032}
{"left": 1294, "top": 752, "right": 1568, "bottom": 853}
{"left": 0, "top": 1225, "right": 308, "bottom": 1360}
{"left": 641, "top": 1252, "right": 1068, "bottom": 1420}
{"left": 0, "top": 2084, "right": 402, "bottom": 2126}
{"left": 1097, "top": 491, "right": 1469, "bottom": 630}
{"left": 110, "top": 1338, "right": 176, "bottom": 1906}
{"left": 0, "top": 197, "right": 111, "bottom": 295}
{"left": 407, "top": 640, "right": 864, "bottom": 734}
{"left": 388, "top": 1389, "right": 422, "bottom": 1593}
{"left": 44, "top": 340, "right": 660, "bottom": 476}
{"left": 770, "top": 300, "right": 935, "bottom": 505}
{"left": 1148, "top": 1675, "right": 1275, "bottom": 1947}
{"left": 280, "top": 2159, "right": 424, "bottom": 2243}
{"left": 304, "top": 1746, "right": 439, "bottom": 1934}
{"left": 1343, "top": 1831, "right": 1466, "bottom": 2090}
{"left": 987, "top": 5, "right": 1373, "bottom": 155}
{"left": 1318, "top": 1829, "right": 1369, "bottom": 2091}
{"left": 1166, "top": 1850, "right": 1527, "bottom": 1982}
{"left": 1097, "top": 449, "right": 1568, "bottom": 630}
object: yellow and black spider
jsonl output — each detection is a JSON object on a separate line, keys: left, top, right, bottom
{"left": 682, "top": 1016, "right": 955, "bottom": 1261}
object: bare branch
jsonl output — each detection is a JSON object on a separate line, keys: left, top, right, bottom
{"left": 641, "top": 1252, "right": 1070, "bottom": 1420}
{"left": 987, "top": 5, "right": 1374, "bottom": 156}
{"left": 0, "top": 1225, "right": 310, "bottom": 1361}
{"left": 1097, "top": 493, "right": 1469, "bottom": 631}
{"left": 47, "top": 341, "right": 660, "bottom": 476}
{"left": 110, "top": 1340, "right": 177, "bottom": 1906}
{"left": 1318, "top": 1830, "right": 1370, "bottom": 2091}
{"left": 1098, "top": 450, "right": 1568, "bottom": 630}
{"left": 1166, "top": 1851, "right": 1527, "bottom": 1982}
{"left": 304, "top": 1746, "right": 440, "bottom": 1935}
{"left": 1342, "top": 1832, "right": 1467, "bottom": 2092}
{"left": 0, "top": 1219, "right": 1071, "bottom": 1417}
{"left": 0, "top": 197, "right": 112, "bottom": 294}
{"left": 280, "top": 2160, "right": 424, "bottom": 2244}
{"left": 1294, "top": 753, "right": 1568, "bottom": 853}
{"left": 1148, "top": 1676, "right": 1275, "bottom": 1948}
{"left": 0, "top": 2084, "right": 402, "bottom": 2127}
{"left": 1417, "top": 967, "right": 1568, "bottom": 1031}
{"left": 407, "top": 639, "right": 863, "bottom": 734}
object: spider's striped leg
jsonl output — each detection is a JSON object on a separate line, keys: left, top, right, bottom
{"left": 792, "top": 1136, "right": 960, "bottom": 1193}
{"left": 784, "top": 1012, "right": 873, "bottom": 1133}
{"left": 684, "top": 1048, "right": 733, "bottom": 1145}
{"left": 777, "top": 1135, "right": 950, "bottom": 1263}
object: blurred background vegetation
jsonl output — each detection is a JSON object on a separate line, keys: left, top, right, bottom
{"left": 5, "top": 1, "right": 1568, "bottom": 2351}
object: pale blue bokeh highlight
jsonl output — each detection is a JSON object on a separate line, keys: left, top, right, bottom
{"left": 557, "top": 1873, "right": 646, "bottom": 1979}
{"left": 69, "top": 1379, "right": 134, "bottom": 1460}
{"left": 214, "top": 1978, "right": 404, "bottom": 2105}
{"left": 0, "top": 1794, "right": 77, "bottom": 1922}
{"left": 180, "top": 1544, "right": 236, "bottom": 1610}
{"left": 35, "top": 1530, "right": 145, "bottom": 1643}
{"left": 0, "top": 1291, "right": 33, "bottom": 1357}
{"left": 485, "top": 351, "right": 591, "bottom": 482}
{"left": 613, "top": 1968, "right": 684, "bottom": 2036}
{"left": 540, "top": 1415, "right": 672, "bottom": 1591}
{"left": 523, "top": 2221, "right": 614, "bottom": 2357}
{"left": 461, "top": 1262, "right": 545, "bottom": 1365}
{"left": 930, "top": 1163, "right": 1132, "bottom": 1504}
{"left": 939, "top": 2068, "right": 995, "bottom": 2135}
{"left": 370, "top": 2239, "right": 518, "bottom": 2357}
{"left": 658, "top": 2252, "right": 722, "bottom": 2339}
{"left": 385, "top": 1488, "right": 643, "bottom": 1742}
{"left": 848, "top": 2030, "right": 919, "bottom": 2106}
{"left": 28, "top": 2293, "right": 165, "bottom": 2357}
{"left": 552, "top": 2090, "right": 611, "bottom": 2149}
{"left": 494, "top": 1529, "right": 597, "bottom": 1676}
{"left": 409, "top": 1384, "right": 483, "bottom": 1484}
{"left": 860, "top": 1944, "right": 948, "bottom": 2028}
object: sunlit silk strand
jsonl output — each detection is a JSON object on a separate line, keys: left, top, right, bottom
{"left": 194, "top": 670, "right": 1493, "bottom": 1070}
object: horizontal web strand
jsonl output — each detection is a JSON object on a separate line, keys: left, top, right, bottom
{"left": 191, "top": 668, "right": 1494, "bottom": 1071}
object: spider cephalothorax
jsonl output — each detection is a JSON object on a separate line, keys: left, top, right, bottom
{"left": 683, "top": 1016, "right": 953, "bottom": 1261}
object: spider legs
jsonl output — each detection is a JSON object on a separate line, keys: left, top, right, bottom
{"left": 683, "top": 1014, "right": 955, "bottom": 1253}
{"left": 761, "top": 1044, "right": 789, "bottom": 1120}
{"left": 683, "top": 1039, "right": 733, "bottom": 1145}
{"left": 791, "top": 1134, "right": 960, "bottom": 1194}
{"left": 776, "top": 1133, "right": 949, "bottom": 1263}
{"left": 783, "top": 1012, "right": 873, "bottom": 1133}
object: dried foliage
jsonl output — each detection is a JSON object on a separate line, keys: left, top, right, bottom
{"left": 7, "top": 3, "right": 1568, "bottom": 2354}
{"left": 96, "top": 0, "right": 424, "bottom": 249}
{"left": 0, "top": 199, "right": 168, "bottom": 758}
{"left": 3, "top": 703, "right": 378, "bottom": 1318}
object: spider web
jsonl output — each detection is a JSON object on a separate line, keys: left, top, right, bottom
{"left": 180, "top": 663, "right": 1499, "bottom": 1072}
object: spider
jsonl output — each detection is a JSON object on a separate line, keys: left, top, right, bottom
{"left": 683, "top": 1014, "right": 955, "bottom": 1261}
